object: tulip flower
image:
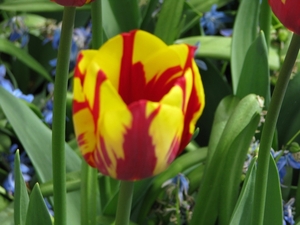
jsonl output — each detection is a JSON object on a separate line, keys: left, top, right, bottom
{"left": 73, "top": 30, "right": 205, "bottom": 180}
{"left": 269, "top": 0, "right": 300, "bottom": 35}
{"left": 51, "top": 0, "right": 94, "bottom": 7}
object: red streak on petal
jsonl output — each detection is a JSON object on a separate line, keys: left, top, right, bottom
{"left": 178, "top": 46, "right": 202, "bottom": 154}
{"left": 116, "top": 101, "right": 159, "bottom": 180}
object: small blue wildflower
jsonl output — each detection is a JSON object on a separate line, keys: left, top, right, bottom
{"left": 42, "top": 100, "right": 53, "bottom": 125}
{"left": 42, "top": 83, "right": 54, "bottom": 125}
{"left": 3, "top": 16, "right": 29, "bottom": 47}
{"left": 283, "top": 198, "right": 295, "bottom": 225}
{"left": 45, "top": 22, "right": 92, "bottom": 74}
{"left": 200, "top": 4, "right": 233, "bottom": 35}
{"left": 162, "top": 173, "right": 189, "bottom": 203}
{"left": 272, "top": 150, "right": 300, "bottom": 183}
{"left": 0, "top": 65, "right": 34, "bottom": 102}
{"left": 2, "top": 144, "right": 33, "bottom": 194}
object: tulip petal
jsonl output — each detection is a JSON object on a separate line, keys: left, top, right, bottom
{"left": 96, "top": 100, "right": 183, "bottom": 180}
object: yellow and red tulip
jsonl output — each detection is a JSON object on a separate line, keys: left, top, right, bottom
{"left": 51, "top": 0, "right": 94, "bottom": 7}
{"left": 73, "top": 30, "right": 205, "bottom": 180}
{"left": 269, "top": 0, "right": 300, "bottom": 35}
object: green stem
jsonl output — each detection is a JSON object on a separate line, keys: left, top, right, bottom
{"left": 91, "top": 0, "right": 103, "bottom": 49}
{"left": 81, "top": 161, "right": 98, "bottom": 225}
{"left": 79, "top": 1, "right": 103, "bottom": 224}
{"left": 52, "top": 7, "right": 76, "bottom": 225}
{"left": 252, "top": 33, "right": 300, "bottom": 225}
{"left": 115, "top": 181, "right": 134, "bottom": 225}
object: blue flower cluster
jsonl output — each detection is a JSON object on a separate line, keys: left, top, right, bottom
{"left": 0, "top": 65, "right": 34, "bottom": 102}
{"left": 3, "top": 16, "right": 29, "bottom": 48}
{"left": 2, "top": 144, "right": 33, "bottom": 194}
{"left": 200, "top": 4, "right": 233, "bottom": 36}
{"left": 44, "top": 22, "right": 92, "bottom": 74}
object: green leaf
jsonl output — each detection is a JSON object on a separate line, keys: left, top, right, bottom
{"left": 206, "top": 95, "right": 240, "bottom": 165}
{"left": 0, "top": 203, "right": 14, "bottom": 225}
{"left": 0, "top": 87, "right": 81, "bottom": 225}
{"left": 14, "top": 151, "right": 29, "bottom": 225}
{"left": 0, "top": 0, "right": 89, "bottom": 12}
{"left": 190, "top": 94, "right": 262, "bottom": 225}
{"left": 176, "top": 36, "right": 280, "bottom": 70}
{"left": 219, "top": 114, "right": 261, "bottom": 224}
{"left": 277, "top": 73, "right": 300, "bottom": 146}
{"left": 229, "top": 158, "right": 256, "bottom": 225}
{"left": 263, "top": 156, "right": 283, "bottom": 225}
{"left": 231, "top": 0, "right": 260, "bottom": 93}
{"left": 25, "top": 184, "right": 52, "bottom": 225}
{"left": 230, "top": 155, "right": 283, "bottom": 225}
{"left": 108, "top": 0, "right": 140, "bottom": 33}
{"left": 0, "top": 39, "right": 52, "bottom": 82}
{"left": 188, "top": 0, "right": 233, "bottom": 12}
{"left": 236, "top": 32, "right": 270, "bottom": 107}
{"left": 154, "top": 0, "right": 185, "bottom": 44}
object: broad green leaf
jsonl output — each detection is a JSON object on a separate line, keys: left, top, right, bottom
{"left": 277, "top": 73, "right": 300, "bottom": 146}
{"left": 229, "top": 155, "right": 283, "bottom": 225}
{"left": 231, "top": 0, "right": 260, "bottom": 93}
{"left": 236, "top": 32, "right": 270, "bottom": 107}
{"left": 25, "top": 184, "right": 52, "bottom": 225}
{"left": 206, "top": 95, "right": 239, "bottom": 165}
{"left": 188, "top": 0, "right": 233, "bottom": 12}
{"left": 0, "top": 87, "right": 81, "bottom": 225}
{"left": 140, "top": 0, "right": 159, "bottom": 32}
{"left": 102, "top": 0, "right": 122, "bottom": 39}
{"left": 229, "top": 159, "right": 256, "bottom": 225}
{"left": 219, "top": 114, "right": 261, "bottom": 224}
{"left": 263, "top": 156, "right": 283, "bottom": 225}
{"left": 0, "top": 39, "right": 52, "bottom": 82}
{"left": 108, "top": 0, "right": 140, "bottom": 33}
{"left": 190, "top": 94, "right": 262, "bottom": 225}
{"left": 176, "top": 36, "right": 280, "bottom": 70}
{"left": 14, "top": 151, "right": 29, "bottom": 225}
{"left": 154, "top": 0, "right": 185, "bottom": 44}
{"left": 0, "top": 0, "right": 89, "bottom": 12}
{"left": 0, "top": 203, "right": 14, "bottom": 225}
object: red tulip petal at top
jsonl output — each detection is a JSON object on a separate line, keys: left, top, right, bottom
{"left": 269, "top": 0, "right": 300, "bottom": 35}
{"left": 73, "top": 30, "right": 205, "bottom": 180}
{"left": 51, "top": 0, "right": 94, "bottom": 7}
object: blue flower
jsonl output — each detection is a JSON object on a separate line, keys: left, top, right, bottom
{"left": 272, "top": 150, "right": 300, "bottom": 183}
{"left": 4, "top": 16, "right": 29, "bottom": 48}
{"left": 0, "top": 65, "right": 34, "bottom": 102}
{"left": 42, "top": 83, "right": 54, "bottom": 125}
{"left": 162, "top": 173, "right": 189, "bottom": 203}
{"left": 200, "top": 4, "right": 233, "bottom": 35}
{"left": 2, "top": 144, "right": 33, "bottom": 194}
{"left": 283, "top": 198, "right": 295, "bottom": 225}
{"left": 45, "top": 22, "right": 92, "bottom": 74}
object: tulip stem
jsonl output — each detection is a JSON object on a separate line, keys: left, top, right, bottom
{"left": 252, "top": 33, "right": 300, "bottom": 225}
{"left": 80, "top": 2, "right": 103, "bottom": 224}
{"left": 115, "top": 181, "right": 134, "bottom": 225}
{"left": 52, "top": 6, "right": 76, "bottom": 225}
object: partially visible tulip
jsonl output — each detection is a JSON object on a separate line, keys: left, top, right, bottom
{"left": 269, "top": 0, "right": 300, "bottom": 35}
{"left": 51, "top": 0, "right": 94, "bottom": 7}
{"left": 73, "top": 30, "right": 205, "bottom": 180}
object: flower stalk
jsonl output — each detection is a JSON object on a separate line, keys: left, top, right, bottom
{"left": 252, "top": 33, "right": 300, "bottom": 225}
{"left": 115, "top": 181, "right": 134, "bottom": 225}
{"left": 51, "top": 6, "right": 76, "bottom": 225}
{"left": 80, "top": 1, "right": 103, "bottom": 224}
